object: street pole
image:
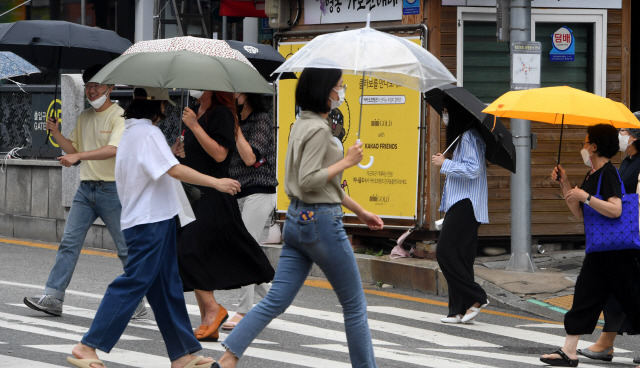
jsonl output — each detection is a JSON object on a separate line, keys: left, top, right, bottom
{"left": 506, "top": 0, "right": 536, "bottom": 272}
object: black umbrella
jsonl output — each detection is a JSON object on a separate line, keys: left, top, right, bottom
{"left": 0, "top": 20, "right": 132, "bottom": 70}
{"left": 424, "top": 85, "right": 517, "bottom": 173}
{"left": 0, "top": 20, "right": 132, "bottom": 144}
{"left": 225, "top": 40, "right": 295, "bottom": 82}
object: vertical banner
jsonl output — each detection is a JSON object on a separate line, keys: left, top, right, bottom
{"left": 276, "top": 40, "right": 422, "bottom": 219}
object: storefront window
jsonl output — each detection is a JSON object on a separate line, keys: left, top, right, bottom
{"left": 458, "top": 7, "right": 606, "bottom": 102}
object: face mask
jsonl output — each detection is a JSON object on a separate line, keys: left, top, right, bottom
{"left": 87, "top": 89, "right": 109, "bottom": 110}
{"left": 580, "top": 147, "right": 593, "bottom": 168}
{"left": 329, "top": 87, "right": 345, "bottom": 110}
{"left": 442, "top": 112, "right": 449, "bottom": 126}
{"left": 189, "top": 90, "right": 204, "bottom": 99}
{"left": 619, "top": 132, "right": 630, "bottom": 152}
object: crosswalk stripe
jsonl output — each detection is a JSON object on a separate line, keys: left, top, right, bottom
{"left": 0, "top": 354, "right": 67, "bottom": 368}
{"left": 419, "top": 348, "right": 609, "bottom": 368}
{"left": 310, "top": 344, "right": 498, "bottom": 368}
{"left": 367, "top": 306, "right": 631, "bottom": 353}
{"left": 25, "top": 344, "right": 168, "bottom": 368}
{"left": 0, "top": 312, "right": 147, "bottom": 342}
{"left": 9, "top": 303, "right": 161, "bottom": 331}
{"left": 184, "top": 305, "right": 396, "bottom": 346}
{"left": 198, "top": 342, "right": 353, "bottom": 368}
{"left": 285, "top": 305, "right": 499, "bottom": 348}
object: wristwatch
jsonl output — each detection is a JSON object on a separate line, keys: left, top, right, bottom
{"left": 584, "top": 194, "right": 592, "bottom": 205}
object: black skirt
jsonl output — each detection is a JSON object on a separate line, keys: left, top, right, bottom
{"left": 177, "top": 187, "right": 275, "bottom": 292}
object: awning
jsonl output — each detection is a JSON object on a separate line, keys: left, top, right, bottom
{"left": 219, "top": 0, "right": 267, "bottom": 18}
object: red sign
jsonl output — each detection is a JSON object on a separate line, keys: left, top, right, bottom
{"left": 220, "top": 0, "right": 267, "bottom": 18}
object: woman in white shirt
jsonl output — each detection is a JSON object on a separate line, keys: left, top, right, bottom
{"left": 68, "top": 87, "right": 239, "bottom": 368}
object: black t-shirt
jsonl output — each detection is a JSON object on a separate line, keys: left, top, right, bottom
{"left": 580, "top": 161, "right": 622, "bottom": 201}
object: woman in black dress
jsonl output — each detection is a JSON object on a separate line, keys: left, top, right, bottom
{"left": 177, "top": 90, "right": 274, "bottom": 342}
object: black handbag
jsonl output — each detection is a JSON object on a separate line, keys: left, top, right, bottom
{"left": 182, "top": 183, "right": 202, "bottom": 205}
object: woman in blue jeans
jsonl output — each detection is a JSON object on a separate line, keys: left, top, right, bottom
{"left": 214, "top": 67, "right": 384, "bottom": 368}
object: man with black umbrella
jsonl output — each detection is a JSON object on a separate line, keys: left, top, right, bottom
{"left": 23, "top": 64, "right": 146, "bottom": 319}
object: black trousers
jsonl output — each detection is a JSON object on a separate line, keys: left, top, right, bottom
{"left": 565, "top": 249, "right": 640, "bottom": 335}
{"left": 436, "top": 199, "right": 487, "bottom": 317}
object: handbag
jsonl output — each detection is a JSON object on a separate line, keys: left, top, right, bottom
{"left": 583, "top": 168, "right": 640, "bottom": 253}
{"left": 182, "top": 183, "right": 202, "bottom": 205}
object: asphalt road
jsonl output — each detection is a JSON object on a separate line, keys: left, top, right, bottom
{"left": 2, "top": 237, "right": 640, "bottom": 368}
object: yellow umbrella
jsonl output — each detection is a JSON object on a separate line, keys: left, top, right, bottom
{"left": 482, "top": 86, "right": 640, "bottom": 175}
{"left": 483, "top": 86, "right": 640, "bottom": 127}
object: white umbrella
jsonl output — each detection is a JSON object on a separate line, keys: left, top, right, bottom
{"left": 273, "top": 15, "right": 455, "bottom": 168}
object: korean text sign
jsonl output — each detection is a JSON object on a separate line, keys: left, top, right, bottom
{"left": 276, "top": 40, "right": 422, "bottom": 219}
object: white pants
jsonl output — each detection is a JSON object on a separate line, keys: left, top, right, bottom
{"left": 236, "top": 193, "right": 275, "bottom": 314}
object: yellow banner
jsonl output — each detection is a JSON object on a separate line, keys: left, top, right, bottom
{"left": 276, "top": 41, "right": 422, "bottom": 219}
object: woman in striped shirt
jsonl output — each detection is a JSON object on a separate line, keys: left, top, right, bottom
{"left": 431, "top": 99, "right": 489, "bottom": 324}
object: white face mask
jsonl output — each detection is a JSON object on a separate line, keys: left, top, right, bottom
{"left": 189, "top": 90, "right": 204, "bottom": 99}
{"left": 619, "top": 132, "right": 630, "bottom": 152}
{"left": 329, "top": 87, "right": 345, "bottom": 110}
{"left": 580, "top": 147, "right": 593, "bottom": 168}
{"left": 442, "top": 112, "right": 449, "bottom": 126}
{"left": 87, "top": 89, "right": 109, "bottom": 110}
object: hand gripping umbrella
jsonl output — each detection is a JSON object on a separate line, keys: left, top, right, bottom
{"left": 272, "top": 14, "right": 456, "bottom": 169}
{"left": 0, "top": 20, "right": 132, "bottom": 144}
{"left": 483, "top": 86, "right": 640, "bottom": 179}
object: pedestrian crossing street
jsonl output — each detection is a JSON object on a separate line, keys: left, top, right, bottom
{"left": 1, "top": 280, "right": 638, "bottom": 368}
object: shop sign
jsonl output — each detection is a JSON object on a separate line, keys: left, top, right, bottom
{"left": 403, "top": 0, "right": 419, "bottom": 15}
{"left": 304, "top": 0, "right": 402, "bottom": 24}
{"left": 550, "top": 26, "right": 575, "bottom": 62}
{"left": 276, "top": 40, "right": 422, "bottom": 219}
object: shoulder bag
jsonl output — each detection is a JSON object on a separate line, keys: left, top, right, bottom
{"left": 583, "top": 168, "right": 640, "bottom": 253}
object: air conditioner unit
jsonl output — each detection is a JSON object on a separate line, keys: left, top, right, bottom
{"left": 265, "top": 0, "right": 290, "bottom": 29}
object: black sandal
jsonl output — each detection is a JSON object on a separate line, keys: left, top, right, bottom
{"left": 540, "top": 348, "right": 579, "bottom": 367}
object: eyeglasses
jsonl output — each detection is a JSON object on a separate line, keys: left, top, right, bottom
{"left": 84, "top": 83, "right": 105, "bottom": 91}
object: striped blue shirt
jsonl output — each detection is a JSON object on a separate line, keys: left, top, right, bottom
{"left": 438, "top": 128, "right": 489, "bottom": 224}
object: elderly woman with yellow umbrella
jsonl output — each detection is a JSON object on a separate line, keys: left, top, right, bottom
{"left": 484, "top": 86, "right": 640, "bottom": 367}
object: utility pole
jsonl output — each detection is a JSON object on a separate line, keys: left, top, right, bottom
{"left": 506, "top": 0, "right": 536, "bottom": 272}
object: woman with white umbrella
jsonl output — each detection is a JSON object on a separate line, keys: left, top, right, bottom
{"left": 213, "top": 67, "right": 384, "bottom": 368}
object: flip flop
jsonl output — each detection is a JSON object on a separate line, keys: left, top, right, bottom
{"left": 540, "top": 348, "right": 579, "bottom": 367}
{"left": 66, "top": 356, "right": 106, "bottom": 368}
{"left": 183, "top": 355, "right": 214, "bottom": 368}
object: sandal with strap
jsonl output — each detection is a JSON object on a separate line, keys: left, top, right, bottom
{"left": 540, "top": 348, "right": 579, "bottom": 367}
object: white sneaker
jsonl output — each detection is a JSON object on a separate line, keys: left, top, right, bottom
{"left": 441, "top": 315, "right": 462, "bottom": 323}
{"left": 441, "top": 314, "right": 475, "bottom": 324}
{"left": 461, "top": 299, "right": 489, "bottom": 323}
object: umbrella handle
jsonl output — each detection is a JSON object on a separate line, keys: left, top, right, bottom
{"left": 356, "top": 139, "right": 374, "bottom": 169}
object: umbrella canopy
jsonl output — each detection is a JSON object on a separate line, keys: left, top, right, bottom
{"left": 226, "top": 40, "right": 294, "bottom": 82}
{"left": 482, "top": 86, "right": 640, "bottom": 170}
{"left": 482, "top": 86, "right": 640, "bottom": 128}
{"left": 424, "top": 85, "right": 516, "bottom": 173}
{"left": 0, "top": 51, "right": 39, "bottom": 79}
{"left": 123, "top": 36, "right": 254, "bottom": 67}
{"left": 272, "top": 20, "right": 455, "bottom": 92}
{"left": 0, "top": 20, "right": 132, "bottom": 69}
{"left": 90, "top": 50, "right": 274, "bottom": 94}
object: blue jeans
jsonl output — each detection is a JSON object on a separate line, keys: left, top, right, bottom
{"left": 82, "top": 218, "right": 201, "bottom": 361}
{"left": 44, "top": 181, "right": 127, "bottom": 301}
{"left": 223, "top": 200, "right": 377, "bottom": 368}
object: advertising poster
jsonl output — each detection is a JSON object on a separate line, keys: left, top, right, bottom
{"left": 276, "top": 40, "right": 422, "bottom": 219}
